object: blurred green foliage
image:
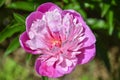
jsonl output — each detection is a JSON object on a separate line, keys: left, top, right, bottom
{"left": 0, "top": 0, "right": 120, "bottom": 80}
{"left": 0, "top": 58, "right": 30, "bottom": 80}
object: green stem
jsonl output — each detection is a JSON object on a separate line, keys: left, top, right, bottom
{"left": 42, "top": 76, "right": 48, "bottom": 80}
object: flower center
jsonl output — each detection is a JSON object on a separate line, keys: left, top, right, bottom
{"left": 51, "top": 39, "right": 61, "bottom": 47}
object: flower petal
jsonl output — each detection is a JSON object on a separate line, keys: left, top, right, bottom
{"left": 19, "top": 32, "right": 40, "bottom": 54}
{"left": 26, "top": 11, "right": 43, "bottom": 33}
{"left": 36, "top": 2, "right": 62, "bottom": 13}
{"left": 83, "top": 25, "right": 96, "bottom": 47}
{"left": 63, "top": 10, "right": 96, "bottom": 47}
{"left": 35, "top": 57, "right": 63, "bottom": 78}
{"left": 45, "top": 9, "right": 62, "bottom": 32}
{"left": 77, "top": 44, "right": 96, "bottom": 64}
{"left": 56, "top": 58, "right": 77, "bottom": 74}
{"left": 62, "top": 10, "right": 85, "bottom": 25}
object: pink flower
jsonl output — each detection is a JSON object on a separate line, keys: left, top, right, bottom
{"left": 19, "top": 2, "right": 96, "bottom": 78}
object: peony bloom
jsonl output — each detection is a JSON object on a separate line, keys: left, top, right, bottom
{"left": 19, "top": 2, "right": 96, "bottom": 78}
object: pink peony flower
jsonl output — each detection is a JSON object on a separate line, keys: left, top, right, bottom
{"left": 19, "top": 2, "right": 96, "bottom": 78}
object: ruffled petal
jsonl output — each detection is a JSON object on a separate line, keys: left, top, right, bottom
{"left": 63, "top": 10, "right": 96, "bottom": 47}
{"left": 56, "top": 57, "right": 77, "bottom": 74}
{"left": 36, "top": 2, "right": 62, "bottom": 13}
{"left": 62, "top": 10, "right": 85, "bottom": 25}
{"left": 35, "top": 57, "right": 63, "bottom": 78}
{"left": 45, "top": 9, "right": 62, "bottom": 32}
{"left": 26, "top": 11, "right": 43, "bottom": 32}
{"left": 19, "top": 32, "right": 40, "bottom": 54}
{"left": 77, "top": 44, "right": 96, "bottom": 64}
{"left": 83, "top": 25, "right": 96, "bottom": 47}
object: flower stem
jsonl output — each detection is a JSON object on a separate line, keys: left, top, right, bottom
{"left": 42, "top": 76, "right": 48, "bottom": 80}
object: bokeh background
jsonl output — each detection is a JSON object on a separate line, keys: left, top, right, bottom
{"left": 0, "top": 0, "right": 120, "bottom": 80}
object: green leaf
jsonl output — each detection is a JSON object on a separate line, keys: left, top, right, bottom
{"left": 0, "top": 0, "right": 5, "bottom": 7}
{"left": 108, "top": 10, "right": 114, "bottom": 35}
{"left": 4, "top": 37, "right": 20, "bottom": 57}
{"left": 84, "top": 3, "right": 94, "bottom": 9}
{"left": 13, "top": 13, "right": 25, "bottom": 24}
{"left": 63, "top": 0, "right": 69, "bottom": 3}
{"left": 118, "top": 31, "right": 120, "bottom": 39}
{"left": 87, "top": 18, "right": 108, "bottom": 29}
{"left": 0, "top": 24, "right": 25, "bottom": 43}
{"left": 7, "top": 1, "right": 35, "bottom": 11}
{"left": 42, "top": 76, "right": 48, "bottom": 80}
{"left": 101, "top": 3, "right": 110, "bottom": 17}
{"left": 26, "top": 54, "right": 32, "bottom": 63}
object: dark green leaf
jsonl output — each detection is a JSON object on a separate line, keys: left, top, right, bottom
{"left": 0, "top": 24, "right": 25, "bottom": 43}
{"left": 84, "top": 3, "right": 94, "bottom": 9}
{"left": 13, "top": 13, "right": 25, "bottom": 24}
{"left": 7, "top": 1, "right": 35, "bottom": 11}
{"left": 101, "top": 3, "right": 110, "bottom": 17}
{"left": 87, "top": 18, "right": 108, "bottom": 29}
{"left": 108, "top": 10, "right": 114, "bottom": 35}
{"left": 118, "top": 31, "right": 120, "bottom": 39}
{"left": 4, "top": 37, "right": 20, "bottom": 57}
{"left": 26, "top": 54, "right": 32, "bottom": 63}
{"left": 63, "top": 0, "right": 69, "bottom": 3}
{"left": 0, "top": 0, "right": 5, "bottom": 7}
{"left": 42, "top": 76, "right": 48, "bottom": 80}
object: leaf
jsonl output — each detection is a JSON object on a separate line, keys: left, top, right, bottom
{"left": 0, "top": 24, "right": 25, "bottom": 43}
{"left": 84, "top": 3, "right": 94, "bottom": 9}
{"left": 118, "top": 31, "right": 120, "bottom": 39}
{"left": 63, "top": 0, "right": 69, "bottom": 3}
{"left": 7, "top": 1, "right": 35, "bottom": 11}
{"left": 42, "top": 76, "right": 48, "bottom": 80}
{"left": 26, "top": 54, "right": 32, "bottom": 63}
{"left": 108, "top": 10, "right": 114, "bottom": 35}
{"left": 0, "top": 0, "right": 5, "bottom": 7}
{"left": 13, "top": 13, "right": 25, "bottom": 24}
{"left": 4, "top": 37, "right": 20, "bottom": 57}
{"left": 87, "top": 18, "right": 108, "bottom": 29}
{"left": 101, "top": 3, "right": 110, "bottom": 17}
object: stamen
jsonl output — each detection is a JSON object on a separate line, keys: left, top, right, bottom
{"left": 51, "top": 39, "right": 61, "bottom": 47}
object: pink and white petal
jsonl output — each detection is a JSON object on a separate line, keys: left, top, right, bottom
{"left": 46, "top": 57, "right": 58, "bottom": 66}
{"left": 19, "top": 32, "right": 40, "bottom": 54}
{"left": 63, "top": 10, "right": 96, "bottom": 47}
{"left": 56, "top": 64, "right": 68, "bottom": 74}
{"left": 26, "top": 37, "right": 49, "bottom": 51}
{"left": 77, "top": 44, "right": 96, "bottom": 64}
{"left": 62, "top": 13, "right": 72, "bottom": 39}
{"left": 45, "top": 9, "right": 62, "bottom": 32}
{"left": 55, "top": 56, "right": 77, "bottom": 74}
{"left": 26, "top": 11, "right": 43, "bottom": 32}
{"left": 56, "top": 62, "right": 76, "bottom": 75}
{"left": 83, "top": 25, "right": 96, "bottom": 47}
{"left": 36, "top": 2, "right": 62, "bottom": 13}
{"left": 35, "top": 58, "right": 63, "bottom": 78}
{"left": 66, "top": 58, "right": 78, "bottom": 73}
{"left": 35, "top": 58, "right": 41, "bottom": 74}
{"left": 62, "top": 10, "right": 85, "bottom": 25}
